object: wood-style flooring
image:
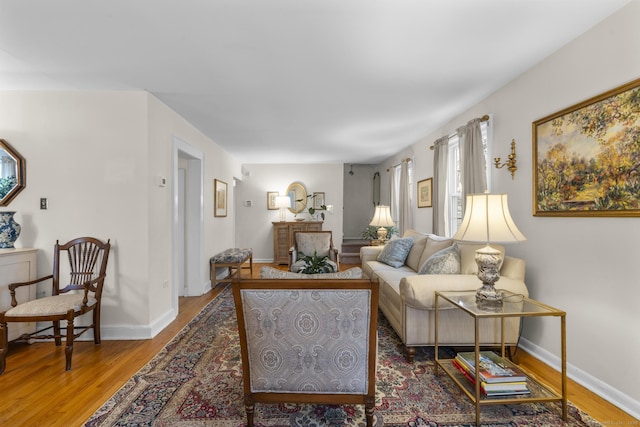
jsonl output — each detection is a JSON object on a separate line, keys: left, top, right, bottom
{"left": 0, "top": 263, "right": 636, "bottom": 426}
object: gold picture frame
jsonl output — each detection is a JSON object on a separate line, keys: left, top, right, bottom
{"left": 313, "top": 192, "right": 325, "bottom": 209}
{"left": 417, "top": 178, "right": 432, "bottom": 208}
{"left": 214, "top": 179, "right": 228, "bottom": 217}
{"left": 267, "top": 191, "right": 279, "bottom": 210}
{"left": 533, "top": 77, "right": 640, "bottom": 217}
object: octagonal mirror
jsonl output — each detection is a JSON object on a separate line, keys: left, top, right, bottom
{"left": 0, "top": 139, "right": 26, "bottom": 206}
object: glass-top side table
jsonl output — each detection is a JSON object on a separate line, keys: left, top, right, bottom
{"left": 434, "top": 290, "right": 567, "bottom": 426}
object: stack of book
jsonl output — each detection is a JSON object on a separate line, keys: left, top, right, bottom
{"left": 452, "top": 351, "right": 530, "bottom": 397}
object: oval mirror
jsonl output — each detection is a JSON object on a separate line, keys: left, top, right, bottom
{"left": 0, "top": 139, "right": 26, "bottom": 206}
{"left": 286, "top": 182, "right": 307, "bottom": 214}
{"left": 373, "top": 172, "right": 380, "bottom": 206}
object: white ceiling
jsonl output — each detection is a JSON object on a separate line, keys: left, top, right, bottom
{"left": 0, "top": 0, "right": 630, "bottom": 164}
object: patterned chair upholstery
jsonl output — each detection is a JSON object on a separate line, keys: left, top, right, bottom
{"left": 232, "top": 279, "right": 379, "bottom": 427}
{"left": 289, "top": 231, "right": 339, "bottom": 273}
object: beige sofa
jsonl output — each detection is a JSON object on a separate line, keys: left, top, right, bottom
{"left": 360, "top": 230, "right": 528, "bottom": 362}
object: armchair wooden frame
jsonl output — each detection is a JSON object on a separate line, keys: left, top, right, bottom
{"left": 232, "top": 278, "right": 379, "bottom": 427}
{"left": 0, "top": 237, "right": 111, "bottom": 374}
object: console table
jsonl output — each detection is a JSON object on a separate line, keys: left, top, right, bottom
{"left": 0, "top": 248, "right": 38, "bottom": 341}
{"left": 434, "top": 290, "right": 567, "bottom": 426}
{"left": 272, "top": 221, "right": 322, "bottom": 265}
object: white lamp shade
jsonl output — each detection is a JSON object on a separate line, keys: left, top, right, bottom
{"left": 452, "top": 194, "right": 526, "bottom": 243}
{"left": 369, "top": 205, "right": 395, "bottom": 227}
{"left": 274, "top": 195, "right": 292, "bottom": 208}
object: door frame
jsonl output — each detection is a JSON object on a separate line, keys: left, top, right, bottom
{"left": 172, "top": 136, "right": 204, "bottom": 314}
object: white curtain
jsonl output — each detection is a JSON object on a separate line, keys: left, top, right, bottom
{"left": 398, "top": 160, "right": 411, "bottom": 235}
{"left": 457, "top": 118, "right": 487, "bottom": 213}
{"left": 432, "top": 136, "right": 449, "bottom": 236}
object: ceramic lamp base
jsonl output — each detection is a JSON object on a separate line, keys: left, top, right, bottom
{"left": 474, "top": 244, "right": 504, "bottom": 304}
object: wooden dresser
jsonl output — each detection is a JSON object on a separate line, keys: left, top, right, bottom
{"left": 272, "top": 221, "right": 323, "bottom": 265}
{"left": 0, "top": 248, "right": 38, "bottom": 341}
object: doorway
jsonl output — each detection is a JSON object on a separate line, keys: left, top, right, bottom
{"left": 172, "top": 137, "right": 204, "bottom": 315}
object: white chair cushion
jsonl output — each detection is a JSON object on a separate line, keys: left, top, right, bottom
{"left": 5, "top": 294, "right": 97, "bottom": 317}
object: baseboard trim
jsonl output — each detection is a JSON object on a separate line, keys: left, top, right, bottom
{"left": 519, "top": 337, "right": 640, "bottom": 420}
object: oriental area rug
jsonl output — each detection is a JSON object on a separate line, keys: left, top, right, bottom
{"left": 86, "top": 286, "right": 601, "bottom": 427}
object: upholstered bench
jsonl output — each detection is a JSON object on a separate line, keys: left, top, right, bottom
{"left": 210, "top": 248, "right": 253, "bottom": 286}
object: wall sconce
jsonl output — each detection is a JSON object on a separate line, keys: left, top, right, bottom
{"left": 494, "top": 139, "right": 518, "bottom": 179}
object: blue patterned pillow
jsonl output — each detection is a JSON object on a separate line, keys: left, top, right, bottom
{"left": 377, "top": 237, "right": 414, "bottom": 268}
{"left": 418, "top": 243, "right": 461, "bottom": 274}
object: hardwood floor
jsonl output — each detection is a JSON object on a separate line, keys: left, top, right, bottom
{"left": 0, "top": 263, "right": 635, "bottom": 426}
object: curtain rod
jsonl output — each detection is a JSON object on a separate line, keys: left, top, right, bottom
{"left": 386, "top": 157, "right": 412, "bottom": 172}
{"left": 429, "top": 114, "right": 490, "bottom": 150}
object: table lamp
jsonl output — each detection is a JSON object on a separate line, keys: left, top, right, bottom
{"left": 369, "top": 205, "right": 395, "bottom": 242}
{"left": 452, "top": 193, "right": 526, "bottom": 303}
{"left": 275, "top": 195, "right": 292, "bottom": 222}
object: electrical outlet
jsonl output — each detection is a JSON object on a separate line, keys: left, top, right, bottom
{"left": 40, "top": 198, "right": 48, "bottom": 209}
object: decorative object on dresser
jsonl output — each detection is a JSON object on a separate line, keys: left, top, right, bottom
{"left": 452, "top": 193, "right": 526, "bottom": 304}
{"left": 0, "top": 211, "right": 21, "bottom": 248}
{"left": 0, "top": 237, "right": 111, "bottom": 373}
{"left": 274, "top": 195, "right": 291, "bottom": 221}
{"left": 272, "top": 221, "right": 322, "bottom": 265}
{"left": 369, "top": 205, "right": 395, "bottom": 242}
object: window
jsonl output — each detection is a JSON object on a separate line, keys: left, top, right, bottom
{"left": 446, "top": 121, "right": 490, "bottom": 237}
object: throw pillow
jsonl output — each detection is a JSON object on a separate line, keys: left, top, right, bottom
{"left": 377, "top": 237, "right": 414, "bottom": 268}
{"left": 418, "top": 236, "right": 454, "bottom": 269}
{"left": 418, "top": 243, "right": 461, "bottom": 274}
{"left": 404, "top": 234, "right": 429, "bottom": 271}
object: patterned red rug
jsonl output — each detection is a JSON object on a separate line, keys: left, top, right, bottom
{"left": 85, "top": 285, "right": 602, "bottom": 426}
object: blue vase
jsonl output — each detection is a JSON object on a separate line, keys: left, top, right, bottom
{"left": 0, "top": 211, "right": 21, "bottom": 249}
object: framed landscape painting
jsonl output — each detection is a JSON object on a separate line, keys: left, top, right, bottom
{"left": 533, "top": 78, "right": 640, "bottom": 217}
{"left": 417, "top": 178, "right": 432, "bottom": 208}
{"left": 214, "top": 179, "right": 227, "bottom": 217}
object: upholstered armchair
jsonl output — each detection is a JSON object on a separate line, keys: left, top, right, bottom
{"left": 289, "top": 231, "right": 339, "bottom": 273}
{"left": 232, "top": 278, "right": 379, "bottom": 427}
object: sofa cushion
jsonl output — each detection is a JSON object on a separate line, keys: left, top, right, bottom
{"left": 377, "top": 237, "right": 414, "bottom": 268}
{"left": 418, "top": 237, "right": 454, "bottom": 270}
{"left": 405, "top": 234, "right": 429, "bottom": 271}
{"left": 418, "top": 243, "right": 461, "bottom": 274}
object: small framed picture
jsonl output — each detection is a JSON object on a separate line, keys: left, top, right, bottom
{"left": 417, "top": 178, "right": 433, "bottom": 208}
{"left": 313, "top": 192, "right": 325, "bottom": 209}
{"left": 214, "top": 179, "right": 228, "bottom": 217}
{"left": 267, "top": 191, "right": 279, "bottom": 210}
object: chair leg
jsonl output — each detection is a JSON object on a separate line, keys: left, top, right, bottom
{"left": 65, "top": 311, "right": 75, "bottom": 371}
{"left": 53, "top": 320, "right": 62, "bottom": 346}
{"left": 244, "top": 395, "right": 255, "bottom": 427}
{"left": 365, "top": 396, "right": 375, "bottom": 427}
{"left": 0, "top": 320, "right": 7, "bottom": 374}
{"left": 93, "top": 307, "right": 101, "bottom": 344}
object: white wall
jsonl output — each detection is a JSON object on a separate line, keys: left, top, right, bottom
{"left": 235, "top": 163, "right": 344, "bottom": 261}
{"left": 379, "top": 2, "right": 640, "bottom": 416}
{"left": 0, "top": 91, "right": 241, "bottom": 339}
{"left": 343, "top": 164, "right": 377, "bottom": 239}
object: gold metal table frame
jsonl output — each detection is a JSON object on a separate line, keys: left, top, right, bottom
{"left": 434, "top": 290, "right": 567, "bottom": 426}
